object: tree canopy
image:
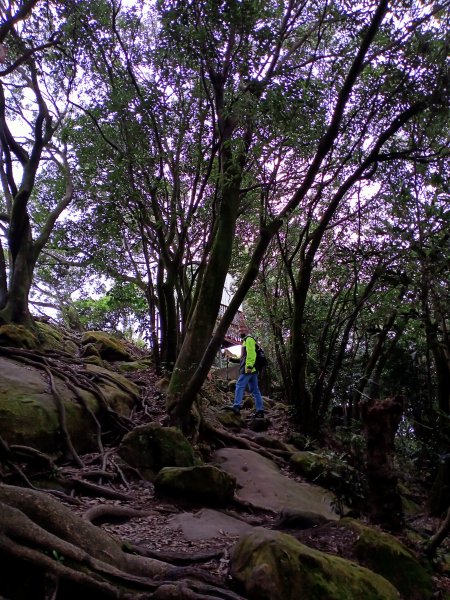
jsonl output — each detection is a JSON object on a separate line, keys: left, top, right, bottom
{"left": 0, "top": 0, "right": 448, "bottom": 436}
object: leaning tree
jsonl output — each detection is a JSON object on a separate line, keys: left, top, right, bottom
{"left": 164, "top": 0, "right": 449, "bottom": 432}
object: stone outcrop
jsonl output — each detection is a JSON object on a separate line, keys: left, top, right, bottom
{"left": 336, "top": 518, "right": 433, "bottom": 600}
{"left": 0, "top": 356, "right": 137, "bottom": 455}
{"left": 80, "top": 331, "right": 133, "bottom": 361}
{"left": 154, "top": 465, "right": 236, "bottom": 506}
{"left": 118, "top": 423, "right": 198, "bottom": 479}
{"left": 230, "top": 527, "right": 400, "bottom": 600}
{"left": 213, "top": 448, "right": 339, "bottom": 520}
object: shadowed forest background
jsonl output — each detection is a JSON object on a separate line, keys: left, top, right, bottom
{"left": 0, "top": 0, "right": 449, "bottom": 598}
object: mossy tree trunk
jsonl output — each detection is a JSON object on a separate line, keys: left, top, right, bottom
{"left": 360, "top": 396, "right": 404, "bottom": 531}
{"left": 167, "top": 138, "right": 249, "bottom": 426}
{"left": 0, "top": 212, "right": 36, "bottom": 326}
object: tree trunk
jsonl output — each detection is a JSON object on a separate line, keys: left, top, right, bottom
{"left": 431, "top": 340, "right": 450, "bottom": 416}
{"left": 0, "top": 236, "right": 7, "bottom": 310}
{"left": 0, "top": 218, "right": 35, "bottom": 327}
{"left": 425, "top": 505, "right": 450, "bottom": 558}
{"left": 166, "top": 149, "right": 245, "bottom": 427}
{"left": 360, "top": 396, "right": 404, "bottom": 531}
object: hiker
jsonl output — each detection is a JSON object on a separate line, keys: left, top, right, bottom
{"left": 224, "top": 325, "right": 265, "bottom": 418}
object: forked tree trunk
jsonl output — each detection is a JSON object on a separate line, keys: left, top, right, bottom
{"left": 166, "top": 181, "right": 241, "bottom": 428}
{"left": 360, "top": 396, "right": 404, "bottom": 531}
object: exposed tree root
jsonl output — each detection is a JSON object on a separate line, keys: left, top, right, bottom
{"left": 425, "top": 505, "right": 450, "bottom": 558}
{"left": 202, "top": 421, "right": 287, "bottom": 465}
{"left": 83, "top": 505, "right": 151, "bottom": 524}
{"left": 0, "top": 346, "right": 136, "bottom": 472}
{"left": 0, "top": 483, "right": 246, "bottom": 600}
{"left": 65, "top": 476, "right": 132, "bottom": 500}
{"left": 124, "top": 542, "right": 225, "bottom": 565}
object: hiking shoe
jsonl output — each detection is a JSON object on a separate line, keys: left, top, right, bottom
{"left": 254, "top": 410, "right": 265, "bottom": 418}
{"left": 225, "top": 405, "right": 241, "bottom": 415}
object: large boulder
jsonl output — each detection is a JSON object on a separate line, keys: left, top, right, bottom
{"left": 336, "top": 518, "right": 433, "bottom": 600}
{"left": 0, "top": 324, "right": 38, "bottom": 349}
{"left": 84, "top": 363, "right": 139, "bottom": 412}
{"left": 230, "top": 527, "right": 400, "bottom": 600}
{"left": 81, "top": 331, "right": 132, "bottom": 361}
{"left": 35, "top": 322, "right": 79, "bottom": 355}
{"left": 213, "top": 448, "right": 339, "bottom": 520}
{"left": 0, "top": 356, "right": 136, "bottom": 455}
{"left": 154, "top": 465, "right": 236, "bottom": 506}
{"left": 118, "top": 423, "right": 198, "bottom": 480}
{"left": 0, "top": 322, "right": 78, "bottom": 354}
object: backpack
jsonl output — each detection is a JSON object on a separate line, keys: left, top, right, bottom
{"left": 255, "top": 345, "right": 267, "bottom": 371}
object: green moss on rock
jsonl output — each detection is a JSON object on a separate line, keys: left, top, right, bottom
{"left": 230, "top": 528, "right": 400, "bottom": 600}
{"left": 217, "top": 410, "right": 244, "bottom": 428}
{"left": 338, "top": 518, "right": 433, "bottom": 600}
{"left": 118, "top": 423, "right": 198, "bottom": 479}
{"left": 35, "top": 322, "right": 79, "bottom": 355}
{"left": 154, "top": 465, "right": 236, "bottom": 506}
{"left": 0, "top": 324, "right": 38, "bottom": 349}
{"left": 116, "top": 359, "right": 152, "bottom": 373}
{"left": 0, "top": 355, "right": 139, "bottom": 455}
{"left": 0, "top": 357, "right": 99, "bottom": 454}
{"left": 81, "top": 331, "right": 132, "bottom": 361}
{"left": 84, "top": 363, "right": 139, "bottom": 413}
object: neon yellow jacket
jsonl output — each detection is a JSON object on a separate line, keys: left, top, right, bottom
{"left": 241, "top": 335, "right": 257, "bottom": 373}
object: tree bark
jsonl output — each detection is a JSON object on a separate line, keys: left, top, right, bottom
{"left": 360, "top": 396, "right": 404, "bottom": 531}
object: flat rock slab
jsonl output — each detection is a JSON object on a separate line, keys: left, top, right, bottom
{"left": 213, "top": 448, "right": 339, "bottom": 520}
{"left": 168, "top": 508, "right": 253, "bottom": 541}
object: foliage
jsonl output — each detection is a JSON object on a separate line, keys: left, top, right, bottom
{"left": 72, "top": 283, "right": 147, "bottom": 338}
{"left": 0, "top": 0, "right": 448, "bottom": 439}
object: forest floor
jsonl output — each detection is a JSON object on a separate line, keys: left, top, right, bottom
{"left": 51, "top": 363, "right": 450, "bottom": 598}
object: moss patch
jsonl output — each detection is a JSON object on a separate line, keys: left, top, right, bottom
{"left": 0, "top": 324, "right": 38, "bottom": 349}
{"left": 118, "top": 423, "right": 198, "bottom": 479}
{"left": 338, "top": 518, "right": 433, "bottom": 600}
{"left": 154, "top": 465, "right": 236, "bottom": 506}
{"left": 81, "top": 331, "right": 132, "bottom": 361}
{"left": 230, "top": 527, "right": 400, "bottom": 600}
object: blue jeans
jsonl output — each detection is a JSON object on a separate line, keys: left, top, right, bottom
{"left": 234, "top": 372, "right": 264, "bottom": 411}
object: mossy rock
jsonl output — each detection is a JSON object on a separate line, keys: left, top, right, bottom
{"left": 0, "top": 356, "right": 99, "bottom": 454}
{"left": 35, "top": 322, "right": 79, "bottom": 355}
{"left": 0, "top": 324, "right": 38, "bottom": 349}
{"left": 0, "top": 356, "right": 139, "bottom": 455}
{"left": 118, "top": 423, "right": 198, "bottom": 480}
{"left": 81, "top": 342, "right": 101, "bottom": 358}
{"left": 287, "top": 433, "right": 314, "bottom": 450}
{"left": 217, "top": 410, "right": 244, "bottom": 428}
{"left": 230, "top": 527, "right": 400, "bottom": 600}
{"left": 84, "top": 363, "right": 139, "bottom": 413}
{"left": 80, "top": 331, "right": 132, "bottom": 361}
{"left": 337, "top": 518, "right": 433, "bottom": 600}
{"left": 154, "top": 465, "right": 236, "bottom": 506}
{"left": 290, "top": 451, "right": 358, "bottom": 493}
{"left": 82, "top": 355, "right": 105, "bottom": 367}
{"left": 290, "top": 451, "right": 333, "bottom": 479}
{"left": 116, "top": 359, "right": 152, "bottom": 373}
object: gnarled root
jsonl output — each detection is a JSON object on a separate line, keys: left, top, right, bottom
{"left": 0, "top": 483, "right": 245, "bottom": 600}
